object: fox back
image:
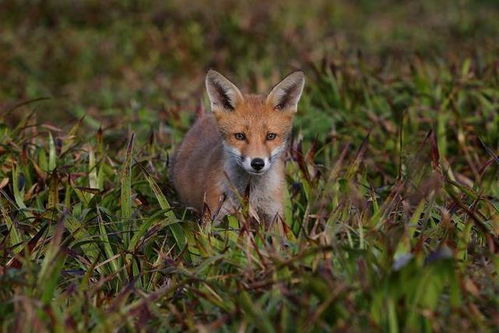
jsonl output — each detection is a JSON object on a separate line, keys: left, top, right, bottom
{"left": 171, "top": 70, "right": 305, "bottom": 223}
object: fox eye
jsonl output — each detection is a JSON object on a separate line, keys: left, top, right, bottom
{"left": 234, "top": 133, "right": 246, "bottom": 141}
{"left": 266, "top": 133, "right": 277, "bottom": 141}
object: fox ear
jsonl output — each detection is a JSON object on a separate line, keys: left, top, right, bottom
{"left": 205, "top": 70, "right": 243, "bottom": 112}
{"left": 267, "top": 71, "right": 305, "bottom": 112}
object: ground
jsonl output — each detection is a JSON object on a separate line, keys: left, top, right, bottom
{"left": 0, "top": 0, "right": 498, "bottom": 331}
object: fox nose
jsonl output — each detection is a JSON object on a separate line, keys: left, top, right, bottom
{"left": 250, "top": 158, "right": 265, "bottom": 171}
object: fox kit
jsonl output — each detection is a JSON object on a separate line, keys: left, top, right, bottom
{"left": 171, "top": 70, "right": 305, "bottom": 224}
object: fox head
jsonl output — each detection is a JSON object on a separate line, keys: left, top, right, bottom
{"left": 205, "top": 70, "right": 305, "bottom": 175}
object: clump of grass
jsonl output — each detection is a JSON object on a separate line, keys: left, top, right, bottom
{"left": 1, "top": 53, "right": 497, "bottom": 331}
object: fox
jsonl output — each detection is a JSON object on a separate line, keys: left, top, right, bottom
{"left": 170, "top": 69, "right": 305, "bottom": 224}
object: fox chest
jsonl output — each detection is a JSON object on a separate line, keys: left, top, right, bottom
{"left": 220, "top": 166, "right": 283, "bottom": 221}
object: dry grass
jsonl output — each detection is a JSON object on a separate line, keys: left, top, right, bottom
{"left": 0, "top": 0, "right": 498, "bottom": 332}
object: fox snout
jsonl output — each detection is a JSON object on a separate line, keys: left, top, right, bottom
{"left": 250, "top": 158, "right": 265, "bottom": 171}
{"left": 225, "top": 141, "right": 288, "bottom": 175}
{"left": 223, "top": 141, "right": 283, "bottom": 175}
{"left": 240, "top": 155, "right": 270, "bottom": 175}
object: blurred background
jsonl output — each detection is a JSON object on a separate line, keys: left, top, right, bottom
{"left": 1, "top": 0, "right": 498, "bottom": 136}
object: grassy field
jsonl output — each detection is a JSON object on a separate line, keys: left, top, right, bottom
{"left": 1, "top": 0, "right": 498, "bottom": 332}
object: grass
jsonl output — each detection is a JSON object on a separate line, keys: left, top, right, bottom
{"left": 1, "top": 0, "right": 498, "bottom": 332}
